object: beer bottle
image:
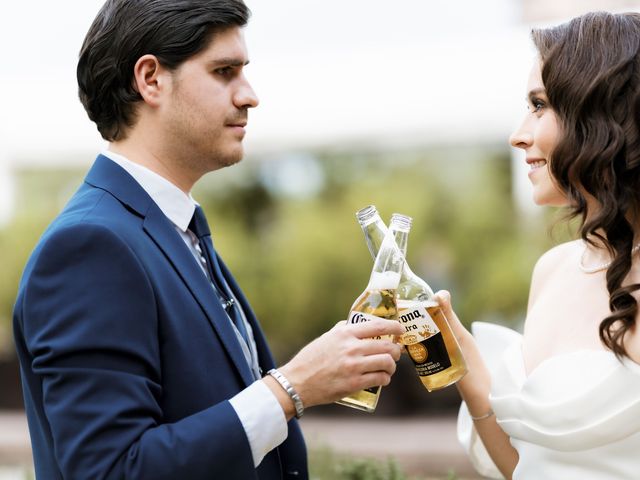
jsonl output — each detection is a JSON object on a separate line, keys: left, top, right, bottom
{"left": 356, "top": 206, "right": 468, "bottom": 391}
{"left": 335, "top": 220, "right": 405, "bottom": 412}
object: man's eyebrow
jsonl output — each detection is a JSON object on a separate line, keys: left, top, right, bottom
{"left": 207, "top": 57, "right": 250, "bottom": 67}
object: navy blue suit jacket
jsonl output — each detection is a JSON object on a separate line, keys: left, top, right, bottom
{"left": 13, "top": 155, "right": 308, "bottom": 479}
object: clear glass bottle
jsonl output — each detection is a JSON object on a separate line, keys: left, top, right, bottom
{"left": 335, "top": 222, "right": 405, "bottom": 412}
{"left": 356, "top": 206, "right": 468, "bottom": 391}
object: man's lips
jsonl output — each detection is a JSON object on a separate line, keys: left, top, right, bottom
{"left": 226, "top": 116, "right": 247, "bottom": 128}
{"left": 226, "top": 122, "right": 247, "bottom": 136}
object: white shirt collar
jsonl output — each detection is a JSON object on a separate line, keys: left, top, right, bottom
{"left": 101, "top": 149, "right": 196, "bottom": 232}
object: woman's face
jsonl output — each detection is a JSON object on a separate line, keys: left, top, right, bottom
{"left": 510, "top": 61, "right": 568, "bottom": 206}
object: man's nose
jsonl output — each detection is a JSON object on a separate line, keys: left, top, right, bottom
{"left": 234, "top": 75, "right": 259, "bottom": 109}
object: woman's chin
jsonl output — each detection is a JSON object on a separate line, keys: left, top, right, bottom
{"left": 532, "top": 196, "right": 570, "bottom": 207}
{"left": 532, "top": 189, "right": 570, "bottom": 207}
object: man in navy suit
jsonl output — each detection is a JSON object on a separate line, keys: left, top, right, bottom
{"left": 12, "top": 1, "right": 403, "bottom": 478}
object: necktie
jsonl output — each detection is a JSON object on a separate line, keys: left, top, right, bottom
{"left": 189, "top": 206, "right": 260, "bottom": 379}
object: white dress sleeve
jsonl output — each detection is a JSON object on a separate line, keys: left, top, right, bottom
{"left": 456, "top": 321, "right": 521, "bottom": 479}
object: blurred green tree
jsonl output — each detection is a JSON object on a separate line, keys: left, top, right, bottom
{"left": 0, "top": 146, "right": 569, "bottom": 414}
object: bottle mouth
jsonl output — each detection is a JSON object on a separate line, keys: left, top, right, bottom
{"left": 390, "top": 213, "right": 412, "bottom": 231}
{"left": 355, "top": 205, "right": 379, "bottom": 225}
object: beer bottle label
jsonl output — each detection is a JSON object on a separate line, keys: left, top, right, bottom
{"left": 397, "top": 304, "right": 439, "bottom": 345}
{"left": 346, "top": 311, "right": 394, "bottom": 341}
{"left": 398, "top": 303, "right": 451, "bottom": 377}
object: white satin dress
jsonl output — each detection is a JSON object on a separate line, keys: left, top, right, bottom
{"left": 457, "top": 322, "right": 640, "bottom": 479}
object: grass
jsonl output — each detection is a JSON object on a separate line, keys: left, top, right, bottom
{"left": 0, "top": 448, "right": 467, "bottom": 480}
{"left": 0, "top": 466, "right": 34, "bottom": 480}
{"left": 309, "top": 446, "right": 463, "bottom": 480}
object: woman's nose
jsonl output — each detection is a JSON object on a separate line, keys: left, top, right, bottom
{"left": 509, "top": 119, "right": 533, "bottom": 149}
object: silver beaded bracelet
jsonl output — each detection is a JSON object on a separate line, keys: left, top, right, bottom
{"left": 470, "top": 408, "right": 495, "bottom": 421}
{"left": 267, "top": 368, "right": 304, "bottom": 419}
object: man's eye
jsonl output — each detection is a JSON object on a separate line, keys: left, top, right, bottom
{"left": 215, "top": 67, "right": 233, "bottom": 76}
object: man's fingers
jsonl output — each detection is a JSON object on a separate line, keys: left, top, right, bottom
{"left": 331, "top": 320, "right": 348, "bottom": 330}
{"left": 342, "top": 357, "right": 397, "bottom": 394}
{"left": 350, "top": 318, "right": 404, "bottom": 339}
{"left": 358, "top": 370, "right": 394, "bottom": 390}
{"left": 360, "top": 353, "right": 398, "bottom": 376}
{"left": 356, "top": 338, "right": 403, "bottom": 361}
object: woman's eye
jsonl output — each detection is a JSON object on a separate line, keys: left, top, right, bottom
{"left": 528, "top": 99, "right": 546, "bottom": 113}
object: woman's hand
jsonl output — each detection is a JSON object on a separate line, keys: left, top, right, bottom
{"left": 433, "top": 290, "right": 476, "bottom": 359}
{"left": 433, "top": 290, "right": 517, "bottom": 478}
{"left": 432, "top": 289, "right": 490, "bottom": 408}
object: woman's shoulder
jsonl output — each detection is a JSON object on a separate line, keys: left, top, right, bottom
{"left": 527, "top": 240, "right": 581, "bottom": 309}
{"left": 532, "top": 239, "right": 582, "bottom": 279}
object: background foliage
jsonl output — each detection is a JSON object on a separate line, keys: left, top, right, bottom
{"left": 0, "top": 145, "right": 569, "bottom": 410}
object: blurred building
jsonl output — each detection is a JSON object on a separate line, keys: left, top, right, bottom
{"left": 3, "top": 0, "right": 640, "bottom": 224}
{"left": 0, "top": 0, "right": 527, "bottom": 226}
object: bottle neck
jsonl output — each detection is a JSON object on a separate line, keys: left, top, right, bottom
{"left": 389, "top": 213, "right": 412, "bottom": 257}
{"left": 389, "top": 215, "right": 434, "bottom": 298}
{"left": 391, "top": 228, "right": 408, "bottom": 256}
{"left": 356, "top": 207, "right": 414, "bottom": 260}
{"left": 357, "top": 211, "right": 388, "bottom": 260}
{"left": 357, "top": 210, "right": 411, "bottom": 265}
{"left": 367, "top": 228, "right": 404, "bottom": 290}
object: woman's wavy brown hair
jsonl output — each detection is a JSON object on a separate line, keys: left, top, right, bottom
{"left": 532, "top": 12, "right": 640, "bottom": 359}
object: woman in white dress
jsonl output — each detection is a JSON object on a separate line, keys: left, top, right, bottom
{"left": 439, "top": 11, "right": 640, "bottom": 480}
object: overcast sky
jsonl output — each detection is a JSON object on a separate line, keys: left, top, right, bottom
{"left": 0, "top": 0, "right": 537, "bottom": 165}
{"left": 1, "top": 1, "right": 638, "bottom": 224}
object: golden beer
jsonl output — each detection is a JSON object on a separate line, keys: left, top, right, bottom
{"left": 335, "top": 219, "right": 404, "bottom": 413}
{"left": 335, "top": 286, "right": 398, "bottom": 411}
{"left": 399, "top": 299, "right": 467, "bottom": 391}
{"left": 355, "top": 206, "right": 468, "bottom": 393}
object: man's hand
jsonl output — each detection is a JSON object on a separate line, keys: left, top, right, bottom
{"left": 268, "top": 319, "right": 403, "bottom": 416}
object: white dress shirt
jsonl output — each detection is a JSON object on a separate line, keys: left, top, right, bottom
{"left": 101, "top": 149, "right": 288, "bottom": 467}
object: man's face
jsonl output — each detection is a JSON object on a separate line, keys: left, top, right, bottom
{"left": 162, "top": 26, "right": 258, "bottom": 176}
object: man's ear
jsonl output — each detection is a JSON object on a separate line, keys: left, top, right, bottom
{"left": 132, "top": 54, "right": 170, "bottom": 107}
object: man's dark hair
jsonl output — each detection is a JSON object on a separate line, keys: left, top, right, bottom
{"left": 77, "top": 0, "right": 250, "bottom": 141}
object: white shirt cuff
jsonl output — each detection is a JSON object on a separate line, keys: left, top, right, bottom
{"left": 229, "top": 379, "right": 289, "bottom": 467}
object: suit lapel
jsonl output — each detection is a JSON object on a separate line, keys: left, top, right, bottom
{"left": 217, "top": 257, "right": 276, "bottom": 372}
{"left": 143, "top": 208, "right": 255, "bottom": 386}
{"left": 85, "top": 155, "right": 256, "bottom": 387}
